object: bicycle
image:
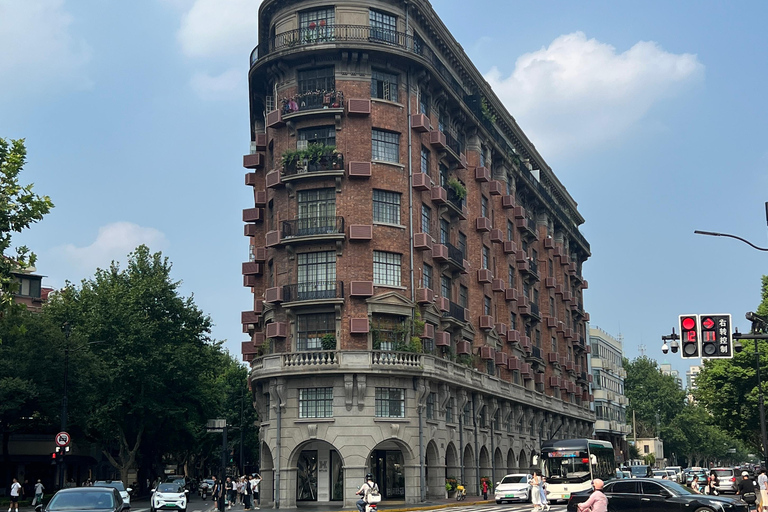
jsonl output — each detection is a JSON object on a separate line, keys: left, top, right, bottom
{"left": 456, "top": 484, "right": 467, "bottom": 501}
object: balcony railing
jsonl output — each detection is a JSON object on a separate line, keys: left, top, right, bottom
{"left": 372, "top": 350, "right": 422, "bottom": 367}
{"left": 445, "top": 241, "right": 465, "bottom": 267}
{"left": 280, "top": 90, "right": 344, "bottom": 115}
{"left": 283, "top": 350, "right": 338, "bottom": 367}
{"left": 444, "top": 130, "right": 464, "bottom": 159}
{"left": 281, "top": 216, "right": 344, "bottom": 238}
{"left": 282, "top": 153, "right": 344, "bottom": 178}
{"left": 529, "top": 345, "right": 543, "bottom": 361}
{"left": 443, "top": 300, "right": 466, "bottom": 323}
{"left": 283, "top": 280, "right": 344, "bottom": 302}
{"left": 251, "top": 25, "right": 465, "bottom": 98}
{"left": 446, "top": 187, "right": 466, "bottom": 215}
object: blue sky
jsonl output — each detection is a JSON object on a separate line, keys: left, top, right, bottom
{"left": 2, "top": 0, "right": 767, "bottom": 379}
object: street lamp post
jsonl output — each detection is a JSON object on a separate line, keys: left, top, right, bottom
{"left": 735, "top": 313, "right": 768, "bottom": 470}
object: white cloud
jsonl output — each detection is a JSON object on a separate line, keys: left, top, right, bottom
{"left": 177, "top": 0, "right": 261, "bottom": 59}
{"left": 55, "top": 222, "right": 168, "bottom": 275}
{"left": 190, "top": 68, "right": 243, "bottom": 100}
{"left": 0, "top": 0, "right": 92, "bottom": 98}
{"left": 484, "top": 32, "right": 704, "bottom": 158}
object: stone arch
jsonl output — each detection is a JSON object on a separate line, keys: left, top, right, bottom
{"left": 518, "top": 449, "right": 527, "bottom": 471}
{"left": 479, "top": 445, "right": 491, "bottom": 481}
{"left": 506, "top": 448, "right": 516, "bottom": 473}
{"left": 260, "top": 442, "right": 275, "bottom": 505}
{"left": 493, "top": 448, "right": 504, "bottom": 480}
{"left": 287, "top": 439, "right": 345, "bottom": 504}
{"left": 463, "top": 444, "right": 476, "bottom": 494}
{"left": 425, "top": 440, "right": 443, "bottom": 499}
{"left": 445, "top": 442, "right": 460, "bottom": 482}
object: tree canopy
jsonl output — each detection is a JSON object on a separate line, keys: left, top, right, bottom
{"left": 0, "top": 138, "right": 54, "bottom": 316}
{"left": 695, "top": 275, "right": 768, "bottom": 452}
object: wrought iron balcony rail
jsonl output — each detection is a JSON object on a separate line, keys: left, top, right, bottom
{"left": 281, "top": 216, "right": 344, "bottom": 238}
{"left": 443, "top": 300, "right": 466, "bottom": 322}
{"left": 282, "top": 153, "right": 344, "bottom": 177}
{"left": 530, "top": 302, "right": 540, "bottom": 318}
{"left": 445, "top": 241, "right": 465, "bottom": 265}
{"left": 444, "top": 129, "right": 464, "bottom": 157}
{"left": 446, "top": 187, "right": 465, "bottom": 212}
{"left": 283, "top": 280, "right": 344, "bottom": 302}
{"left": 280, "top": 90, "right": 344, "bottom": 115}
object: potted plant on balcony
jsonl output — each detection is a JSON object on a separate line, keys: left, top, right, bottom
{"left": 447, "top": 176, "right": 467, "bottom": 199}
{"left": 321, "top": 333, "right": 336, "bottom": 351}
{"left": 281, "top": 149, "right": 303, "bottom": 174}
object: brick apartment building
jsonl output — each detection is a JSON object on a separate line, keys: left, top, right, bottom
{"left": 240, "top": 0, "right": 594, "bottom": 506}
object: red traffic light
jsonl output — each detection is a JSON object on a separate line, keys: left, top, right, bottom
{"left": 682, "top": 317, "right": 696, "bottom": 330}
{"left": 51, "top": 452, "right": 56, "bottom": 459}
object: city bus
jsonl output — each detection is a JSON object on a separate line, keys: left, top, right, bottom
{"left": 540, "top": 439, "right": 615, "bottom": 503}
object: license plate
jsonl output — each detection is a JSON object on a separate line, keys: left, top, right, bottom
{"left": 505, "top": 494, "right": 515, "bottom": 498}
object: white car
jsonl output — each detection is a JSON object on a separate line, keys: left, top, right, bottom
{"left": 151, "top": 483, "right": 188, "bottom": 512}
{"left": 652, "top": 470, "right": 668, "bottom": 480}
{"left": 93, "top": 481, "right": 132, "bottom": 506}
{"left": 494, "top": 473, "right": 532, "bottom": 503}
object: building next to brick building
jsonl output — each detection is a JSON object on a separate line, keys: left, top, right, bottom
{"left": 587, "top": 326, "right": 631, "bottom": 464}
{"left": 241, "top": 0, "right": 594, "bottom": 507}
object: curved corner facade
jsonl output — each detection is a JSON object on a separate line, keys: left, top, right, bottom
{"left": 240, "top": 0, "right": 594, "bottom": 507}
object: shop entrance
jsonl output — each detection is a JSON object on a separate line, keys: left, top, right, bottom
{"left": 369, "top": 450, "right": 405, "bottom": 499}
{"left": 294, "top": 444, "right": 344, "bottom": 502}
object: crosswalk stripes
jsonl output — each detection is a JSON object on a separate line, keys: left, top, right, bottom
{"left": 447, "top": 504, "right": 567, "bottom": 512}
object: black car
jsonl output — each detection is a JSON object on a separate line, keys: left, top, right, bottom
{"left": 566, "top": 478, "right": 748, "bottom": 512}
{"left": 41, "top": 487, "right": 130, "bottom": 512}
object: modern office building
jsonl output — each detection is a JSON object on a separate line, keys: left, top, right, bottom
{"left": 588, "top": 327, "right": 630, "bottom": 463}
{"left": 241, "top": 0, "right": 593, "bottom": 506}
{"left": 686, "top": 365, "right": 700, "bottom": 391}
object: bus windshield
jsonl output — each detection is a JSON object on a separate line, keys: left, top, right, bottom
{"left": 543, "top": 452, "right": 592, "bottom": 484}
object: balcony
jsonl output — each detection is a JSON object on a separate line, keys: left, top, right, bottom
{"left": 445, "top": 187, "right": 467, "bottom": 219}
{"left": 516, "top": 216, "right": 538, "bottom": 240}
{"left": 280, "top": 216, "right": 345, "bottom": 245}
{"left": 278, "top": 90, "right": 344, "bottom": 120}
{"left": 444, "top": 130, "right": 465, "bottom": 167}
{"left": 527, "top": 345, "right": 544, "bottom": 364}
{"left": 281, "top": 149, "right": 344, "bottom": 183}
{"left": 520, "top": 258, "right": 540, "bottom": 281}
{"left": 442, "top": 300, "right": 467, "bottom": 324}
{"left": 282, "top": 280, "right": 344, "bottom": 305}
{"left": 433, "top": 241, "right": 465, "bottom": 273}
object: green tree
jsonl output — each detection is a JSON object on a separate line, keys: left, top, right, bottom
{"left": 44, "top": 245, "right": 220, "bottom": 484}
{"left": 623, "top": 356, "right": 687, "bottom": 438}
{"left": 695, "top": 275, "right": 768, "bottom": 451}
{"left": 0, "top": 138, "right": 54, "bottom": 316}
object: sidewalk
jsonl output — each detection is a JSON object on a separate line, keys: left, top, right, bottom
{"left": 251, "top": 496, "right": 494, "bottom": 512}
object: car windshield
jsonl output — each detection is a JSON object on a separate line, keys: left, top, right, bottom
{"left": 49, "top": 491, "right": 115, "bottom": 510}
{"left": 630, "top": 466, "right": 650, "bottom": 477}
{"left": 157, "top": 484, "right": 181, "bottom": 493}
{"left": 660, "top": 481, "right": 692, "bottom": 496}
{"left": 94, "top": 482, "right": 125, "bottom": 492}
{"left": 500, "top": 476, "right": 527, "bottom": 484}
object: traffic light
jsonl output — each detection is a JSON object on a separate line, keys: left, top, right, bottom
{"left": 679, "top": 314, "right": 700, "bottom": 358}
{"left": 700, "top": 314, "right": 733, "bottom": 359}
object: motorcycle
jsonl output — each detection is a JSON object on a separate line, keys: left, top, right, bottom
{"left": 200, "top": 483, "right": 209, "bottom": 501}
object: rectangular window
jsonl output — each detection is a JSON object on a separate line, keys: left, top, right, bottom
{"left": 298, "top": 126, "right": 336, "bottom": 149}
{"left": 484, "top": 296, "right": 492, "bottom": 315}
{"left": 419, "top": 90, "right": 429, "bottom": 115}
{"left": 299, "top": 387, "right": 334, "bottom": 418}
{"left": 458, "top": 232, "right": 467, "bottom": 258}
{"left": 369, "top": 9, "right": 397, "bottom": 43}
{"left": 372, "top": 129, "right": 400, "bottom": 163}
{"left": 439, "top": 164, "right": 448, "bottom": 187}
{"left": 298, "top": 67, "right": 335, "bottom": 94}
{"left": 552, "top": 336, "right": 557, "bottom": 353}
{"left": 506, "top": 178, "right": 513, "bottom": 195}
{"left": 480, "top": 148, "right": 486, "bottom": 168}
{"left": 375, "top": 387, "right": 404, "bottom": 417}
{"left": 426, "top": 392, "right": 436, "bottom": 420}
{"left": 463, "top": 403, "right": 472, "bottom": 426}
{"left": 371, "top": 69, "right": 398, "bottom": 102}
{"left": 372, "top": 315, "right": 405, "bottom": 351}
{"left": 508, "top": 266, "right": 515, "bottom": 288}
{"left": 459, "top": 285, "right": 468, "bottom": 308}
{"left": 420, "top": 146, "right": 430, "bottom": 174}
{"left": 299, "top": 8, "right": 335, "bottom": 42}
{"left": 421, "top": 204, "right": 431, "bottom": 233}
{"left": 445, "top": 397, "right": 454, "bottom": 423}
{"left": 15, "top": 277, "right": 41, "bottom": 298}
{"left": 423, "top": 264, "right": 433, "bottom": 290}
{"left": 481, "top": 196, "right": 489, "bottom": 217}
{"left": 373, "top": 251, "right": 401, "bottom": 286}
{"left": 510, "top": 312, "right": 517, "bottom": 331}
{"left": 549, "top": 258, "right": 554, "bottom": 277}
{"left": 441, "top": 275, "right": 451, "bottom": 299}
{"left": 373, "top": 189, "right": 401, "bottom": 224}
{"left": 263, "top": 393, "right": 270, "bottom": 420}
{"left": 296, "top": 188, "right": 336, "bottom": 234}
{"left": 440, "top": 219, "right": 449, "bottom": 244}
{"left": 297, "top": 251, "right": 336, "bottom": 299}
{"left": 296, "top": 313, "right": 335, "bottom": 351}
{"left": 507, "top": 221, "right": 514, "bottom": 242}
{"left": 482, "top": 246, "right": 490, "bottom": 269}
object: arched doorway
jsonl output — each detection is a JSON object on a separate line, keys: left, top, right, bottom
{"left": 493, "top": 448, "right": 504, "bottom": 481}
{"left": 288, "top": 440, "right": 344, "bottom": 503}
{"left": 368, "top": 440, "right": 411, "bottom": 500}
{"left": 479, "top": 446, "right": 491, "bottom": 482}
{"left": 260, "top": 443, "right": 275, "bottom": 505}
{"left": 506, "top": 448, "right": 516, "bottom": 473}
{"left": 425, "top": 441, "right": 442, "bottom": 498}
{"left": 518, "top": 449, "right": 527, "bottom": 472}
{"left": 445, "top": 443, "right": 459, "bottom": 483}
{"left": 463, "top": 444, "right": 475, "bottom": 494}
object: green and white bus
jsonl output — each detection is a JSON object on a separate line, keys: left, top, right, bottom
{"left": 540, "top": 439, "right": 615, "bottom": 503}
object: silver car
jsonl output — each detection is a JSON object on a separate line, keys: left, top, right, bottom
{"left": 712, "top": 468, "right": 737, "bottom": 494}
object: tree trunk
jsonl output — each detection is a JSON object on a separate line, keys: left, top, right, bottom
{"left": 103, "top": 425, "right": 144, "bottom": 485}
